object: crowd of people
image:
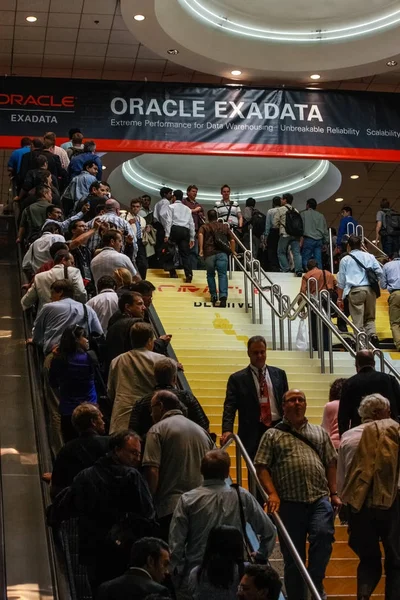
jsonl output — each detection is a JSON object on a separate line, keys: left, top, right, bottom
{"left": 8, "top": 131, "right": 400, "bottom": 600}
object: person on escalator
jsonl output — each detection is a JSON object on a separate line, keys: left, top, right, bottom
{"left": 129, "top": 358, "right": 209, "bottom": 438}
{"left": 66, "top": 430, "right": 157, "bottom": 593}
{"left": 108, "top": 322, "right": 167, "bottom": 433}
{"left": 48, "top": 324, "right": 98, "bottom": 443}
{"left": 50, "top": 403, "right": 109, "bottom": 499}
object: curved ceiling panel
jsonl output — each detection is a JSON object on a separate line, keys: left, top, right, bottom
{"left": 122, "top": 0, "right": 400, "bottom": 81}
{"left": 121, "top": 153, "right": 332, "bottom": 204}
{"left": 179, "top": 0, "right": 400, "bottom": 42}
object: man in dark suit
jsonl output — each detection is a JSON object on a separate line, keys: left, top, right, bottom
{"left": 97, "top": 537, "right": 171, "bottom": 600}
{"left": 221, "top": 335, "right": 289, "bottom": 459}
{"left": 338, "top": 349, "right": 400, "bottom": 436}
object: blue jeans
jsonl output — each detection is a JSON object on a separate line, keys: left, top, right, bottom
{"left": 278, "top": 497, "right": 334, "bottom": 600}
{"left": 205, "top": 253, "right": 228, "bottom": 300}
{"left": 302, "top": 237, "right": 323, "bottom": 270}
{"left": 278, "top": 236, "right": 302, "bottom": 273}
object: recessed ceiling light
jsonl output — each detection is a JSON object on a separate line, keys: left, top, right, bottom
{"left": 133, "top": 14, "right": 145, "bottom": 21}
{"left": 350, "top": 174, "right": 359, "bottom": 179}
{"left": 102, "top": 166, "right": 106, "bottom": 170}
{"left": 26, "top": 15, "right": 37, "bottom": 22}
{"left": 167, "top": 49, "right": 179, "bottom": 55}
{"left": 387, "top": 60, "right": 398, "bottom": 67}
{"left": 310, "top": 74, "right": 321, "bottom": 80}
{"left": 231, "top": 70, "right": 242, "bottom": 76}
{"left": 335, "top": 197, "right": 344, "bottom": 202}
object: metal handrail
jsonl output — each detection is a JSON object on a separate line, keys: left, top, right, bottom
{"left": 227, "top": 245, "right": 400, "bottom": 378}
{"left": 222, "top": 433, "right": 322, "bottom": 600}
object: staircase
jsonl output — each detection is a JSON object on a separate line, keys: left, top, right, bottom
{"left": 149, "top": 268, "right": 386, "bottom": 599}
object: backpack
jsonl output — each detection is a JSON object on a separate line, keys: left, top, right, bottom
{"left": 211, "top": 224, "right": 232, "bottom": 255}
{"left": 67, "top": 147, "right": 84, "bottom": 159}
{"left": 250, "top": 209, "right": 266, "bottom": 237}
{"left": 348, "top": 254, "right": 381, "bottom": 298}
{"left": 382, "top": 209, "right": 400, "bottom": 236}
{"left": 285, "top": 206, "right": 304, "bottom": 237}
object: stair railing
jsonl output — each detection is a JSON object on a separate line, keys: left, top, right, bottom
{"left": 227, "top": 248, "right": 400, "bottom": 379}
{"left": 222, "top": 433, "right": 323, "bottom": 600}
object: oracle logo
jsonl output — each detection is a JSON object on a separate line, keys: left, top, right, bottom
{"left": 0, "top": 94, "right": 75, "bottom": 108}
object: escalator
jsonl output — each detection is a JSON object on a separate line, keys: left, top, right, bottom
{"left": 0, "top": 214, "right": 62, "bottom": 600}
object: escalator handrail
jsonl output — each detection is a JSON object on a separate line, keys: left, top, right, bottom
{"left": 222, "top": 432, "right": 322, "bottom": 600}
{"left": 14, "top": 206, "right": 70, "bottom": 600}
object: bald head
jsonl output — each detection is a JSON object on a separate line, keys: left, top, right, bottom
{"left": 105, "top": 199, "right": 120, "bottom": 213}
{"left": 355, "top": 350, "right": 375, "bottom": 372}
{"left": 282, "top": 389, "right": 307, "bottom": 426}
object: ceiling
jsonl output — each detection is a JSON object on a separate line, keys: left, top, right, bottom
{"left": 319, "top": 160, "right": 400, "bottom": 239}
{"left": 119, "top": 154, "right": 342, "bottom": 205}
{"left": 0, "top": 0, "right": 400, "bottom": 91}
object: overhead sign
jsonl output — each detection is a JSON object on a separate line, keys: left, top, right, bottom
{"left": 1, "top": 77, "right": 400, "bottom": 161}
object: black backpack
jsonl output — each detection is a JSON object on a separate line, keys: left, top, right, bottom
{"left": 285, "top": 206, "right": 304, "bottom": 237}
{"left": 251, "top": 209, "right": 266, "bottom": 238}
{"left": 382, "top": 209, "right": 400, "bottom": 236}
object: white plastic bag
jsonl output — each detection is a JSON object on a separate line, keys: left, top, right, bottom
{"left": 295, "top": 319, "right": 308, "bottom": 351}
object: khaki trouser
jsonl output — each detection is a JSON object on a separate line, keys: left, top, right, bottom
{"left": 388, "top": 291, "right": 400, "bottom": 350}
{"left": 348, "top": 285, "right": 377, "bottom": 336}
{"left": 43, "top": 352, "right": 63, "bottom": 457}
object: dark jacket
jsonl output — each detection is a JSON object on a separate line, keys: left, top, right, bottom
{"left": 222, "top": 365, "right": 289, "bottom": 459}
{"left": 51, "top": 433, "right": 110, "bottom": 499}
{"left": 70, "top": 453, "right": 155, "bottom": 564}
{"left": 105, "top": 312, "right": 168, "bottom": 374}
{"left": 129, "top": 385, "right": 209, "bottom": 437}
{"left": 20, "top": 149, "right": 67, "bottom": 189}
{"left": 338, "top": 367, "right": 400, "bottom": 436}
{"left": 97, "top": 569, "right": 170, "bottom": 600}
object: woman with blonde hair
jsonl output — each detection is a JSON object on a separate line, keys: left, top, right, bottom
{"left": 114, "top": 267, "right": 133, "bottom": 297}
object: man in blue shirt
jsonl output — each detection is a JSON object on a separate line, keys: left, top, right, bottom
{"left": 68, "top": 140, "right": 102, "bottom": 181}
{"left": 32, "top": 278, "right": 103, "bottom": 455}
{"left": 381, "top": 255, "right": 400, "bottom": 351}
{"left": 337, "top": 235, "right": 382, "bottom": 347}
{"left": 337, "top": 206, "right": 358, "bottom": 248}
{"left": 7, "top": 137, "right": 32, "bottom": 186}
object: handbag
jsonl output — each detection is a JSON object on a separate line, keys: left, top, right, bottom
{"left": 348, "top": 254, "right": 381, "bottom": 298}
{"left": 295, "top": 319, "right": 308, "bottom": 351}
{"left": 212, "top": 223, "right": 232, "bottom": 255}
{"left": 231, "top": 483, "right": 255, "bottom": 562}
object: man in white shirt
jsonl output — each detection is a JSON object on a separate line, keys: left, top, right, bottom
{"left": 337, "top": 235, "right": 383, "bottom": 347}
{"left": 164, "top": 189, "right": 195, "bottom": 282}
{"left": 153, "top": 187, "right": 173, "bottom": 260}
{"left": 44, "top": 131, "right": 70, "bottom": 170}
{"left": 90, "top": 230, "right": 138, "bottom": 288}
{"left": 22, "top": 223, "right": 66, "bottom": 273}
{"left": 126, "top": 198, "right": 148, "bottom": 279}
{"left": 21, "top": 249, "right": 86, "bottom": 312}
{"left": 86, "top": 275, "right": 118, "bottom": 334}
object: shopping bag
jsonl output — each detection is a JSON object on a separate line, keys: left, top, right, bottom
{"left": 295, "top": 319, "right": 308, "bottom": 351}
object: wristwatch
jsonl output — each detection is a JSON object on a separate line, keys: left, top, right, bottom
{"left": 330, "top": 492, "right": 338, "bottom": 497}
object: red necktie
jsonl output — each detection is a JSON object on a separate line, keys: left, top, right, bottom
{"left": 258, "top": 368, "right": 272, "bottom": 427}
